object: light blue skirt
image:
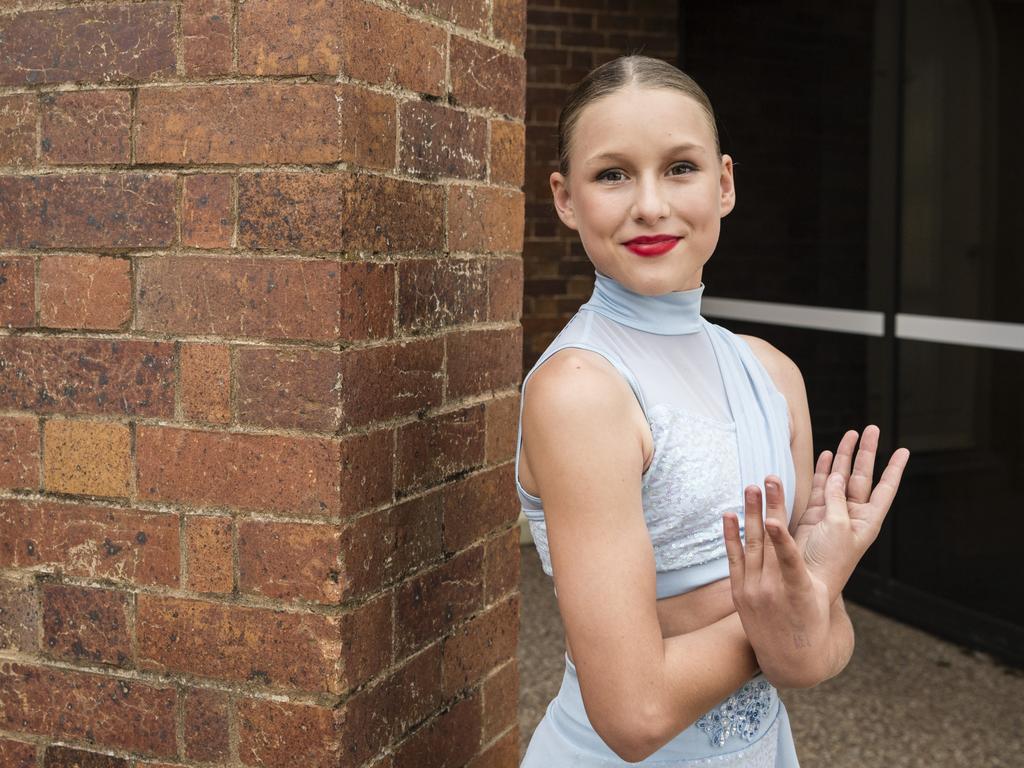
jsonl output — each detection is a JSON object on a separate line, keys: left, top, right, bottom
{"left": 521, "top": 653, "right": 800, "bottom": 767}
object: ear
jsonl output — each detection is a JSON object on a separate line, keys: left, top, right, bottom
{"left": 550, "top": 171, "right": 579, "bottom": 231}
{"left": 719, "top": 154, "right": 736, "bottom": 218}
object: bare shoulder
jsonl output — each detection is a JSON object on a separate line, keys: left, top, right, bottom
{"left": 736, "top": 334, "right": 804, "bottom": 394}
{"left": 735, "top": 334, "right": 806, "bottom": 435}
{"left": 524, "top": 347, "right": 634, "bottom": 411}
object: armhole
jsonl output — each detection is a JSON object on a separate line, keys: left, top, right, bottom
{"left": 515, "top": 343, "right": 649, "bottom": 504}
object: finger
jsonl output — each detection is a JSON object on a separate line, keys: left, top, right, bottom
{"left": 824, "top": 470, "right": 850, "bottom": 525}
{"left": 764, "top": 475, "right": 788, "bottom": 529}
{"left": 863, "top": 448, "right": 911, "bottom": 523}
{"left": 722, "top": 512, "right": 746, "bottom": 590}
{"left": 831, "top": 430, "right": 860, "bottom": 483}
{"left": 766, "top": 519, "right": 812, "bottom": 591}
{"left": 742, "top": 484, "right": 765, "bottom": 580}
{"left": 848, "top": 425, "right": 880, "bottom": 503}
{"left": 804, "top": 450, "right": 833, "bottom": 514}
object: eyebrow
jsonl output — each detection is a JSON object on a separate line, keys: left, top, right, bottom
{"left": 585, "top": 142, "right": 706, "bottom": 165}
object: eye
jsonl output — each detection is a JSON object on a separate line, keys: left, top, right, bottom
{"left": 670, "top": 162, "right": 697, "bottom": 175}
{"left": 596, "top": 169, "right": 625, "bottom": 182}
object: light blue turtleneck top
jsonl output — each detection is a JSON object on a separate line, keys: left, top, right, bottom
{"left": 515, "top": 269, "right": 795, "bottom": 598}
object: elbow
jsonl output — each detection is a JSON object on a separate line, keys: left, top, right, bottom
{"left": 593, "top": 702, "right": 675, "bottom": 763}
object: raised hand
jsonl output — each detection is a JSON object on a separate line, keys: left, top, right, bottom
{"left": 723, "top": 477, "right": 832, "bottom": 688}
{"left": 795, "top": 426, "right": 911, "bottom": 602}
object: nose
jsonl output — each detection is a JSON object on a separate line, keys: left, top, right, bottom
{"left": 629, "top": 173, "right": 670, "bottom": 223}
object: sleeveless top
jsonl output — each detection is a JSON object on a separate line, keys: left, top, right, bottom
{"left": 515, "top": 269, "right": 796, "bottom": 599}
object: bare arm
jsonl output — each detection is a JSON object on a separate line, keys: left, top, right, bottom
{"left": 523, "top": 350, "right": 765, "bottom": 761}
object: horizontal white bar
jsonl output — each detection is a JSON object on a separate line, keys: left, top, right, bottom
{"left": 896, "top": 313, "right": 1024, "bottom": 353}
{"left": 703, "top": 297, "right": 886, "bottom": 337}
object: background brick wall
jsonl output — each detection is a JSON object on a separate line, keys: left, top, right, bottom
{"left": 0, "top": 1, "right": 525, "bottom": 766}
{"left": 522, "top": 0, "right": 677, "bottom": 367}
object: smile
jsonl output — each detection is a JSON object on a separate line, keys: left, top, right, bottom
{"left": 625, "top": 237, "right": 681, "bottom": 257}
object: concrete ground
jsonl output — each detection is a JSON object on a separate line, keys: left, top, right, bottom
{"left": 517, "top": 545, "right": 1024, "bottom": 767}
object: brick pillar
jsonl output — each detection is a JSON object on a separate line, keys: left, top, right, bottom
{"left": 523, "top": 0, "right": 678, "bottom": 367}
{"left": 0, "top": 1, "right": 524, "bottom": 766}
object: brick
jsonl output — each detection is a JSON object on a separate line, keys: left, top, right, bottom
{"left": 0, "top": 174, "right": 175, "bottom": 249}
{"left": 467, "top": 729, "right": 518, "bottom": 768}
{"left": 339, "top": 645, "right": 443, "bottom": 765}
{"left": 395, "top": 547, "right": 484, "bottom": 656}
{"left": 238, "top": 519, "right": 343, "bottom": 603}
{"left": 484, "top": 528, "right": 520, "bottom": 604}
{"left": 0, "top": 5, "right": 175, "bottom": 87}
{"left": 493, "top": 0, "right": 527, "bottom": 50}
{"left": 338, "top": 260, "right": 397, "bottom": 342}
{"left": 180, "top": 343, "right": 232, "bottom": 425}
{"left": 339, "top": 338, "right": 444, "bottom": 429}
{"left": 238, "top": 171, "right": 445, "bottom": 255}
{"left": 484, "top": 393, "right": 518, "bottom": 466}
{"left": 340, "top": 491, "right": 444, "bottom": 599}
{"left": 392, "top": 691, "right": 482, "bottom": 768}
{"left": 399, "top": 100, "right": 487, "bottom": 181}
{"left": 395, "top": 404, "right": 487, "bottom": 495}
{"left": 339, "top": 83, "right": 397, "bottom": 170}
{"left": 339, "top": 428, "right": 394, "bottom": 516}
{"left": 136, "top": 83, "right": 339, "bottom": 165}
{"left": 181, "top": 174, "right": 233, "bottom": 249}
{"left": 238, "top": 0, "right": 342, "bottom": 76}
{"left": 136, "top": 256, "right": 342, "bottom": 342}
{"left": 184, "top": 687, "right": 230, "bottom": 762}
{"left": 396, "top": 258, "right": 488, "bottom": 334}
{"left": 136, "top": 594, "right": 342, "bottom": 692}
{"left": 441, "top": 594, "right": 518, "bottom": 695}
{"left": 488, "top": 256, "right": 524, "bottom": 322}
{"left": 0, "top": 661, "right": 176, "bottom": 755}
{"left": 490, "top": 119, "right": 526, "bottom": 187}
{"left": 447, "top": 185, "right": 525, "bottom": 254}
{"left": 182, "top": 0, "right": 233, "bottom": 76}
{"left": 341, "top": 0, "right": 446, "bottom": 96}
{"left": 340, "top": 591, "right": 394, "bottom": 690}
{"left": 185, "top": 515, "right": 233, "bottom": 594}
{"left": 0, "top": 738, "right": 35, "bottom": 768}
{"left": 39, "top": 90, "right": 131, "bottom": 164}
{"left": 136, "top": 425, "right": 341, "bottom": 517}
{"left": 41, "top": 583, "right": 132, "bottom": 668}
{"left": 481, "top": 660, "right": 518, "bottom": 741}
{"left": 0, "top": 414, "right": 39, "bottom": 490}
{"left": 0, "top": 256, "right": 34, "bottom": 328}
{"left": 446, "top": 326, "right": 522, "bottom": 400}
{"left": 441, "top": 464, "right": 518, "bottom": 552}
{"left": 0, "top": 498, "right": 179, "bottom": 587}
{"left": 0, "top": 94, "right": 38, "bottom": 165}
{"left": 237, "top": 697, "right": 341, "bottom": 768}
{"left": 236, "top": 346, "right": 341, "bottom": 431}
{"left": 43, "top": 418, "right": 131, "bottom": 499}
{"left": 44, "top": 745, "right": 128, "bottom": 767}
{"left": 342, "top": 173, "right": 447, "bottom": 254}
{"left": 0, "top": 336, "right": 175, "bottom": 417}
{"left": 450, "top": 37, "right": 526, "bottom": 118}
{"left": 38, "top": 255, "right": 131, "bottom": 330}
{"left": 403, "top": 0, "right": 488, "bottom": 33}
{"left": 0, "top": 574, "right": 39, "bottom": 654}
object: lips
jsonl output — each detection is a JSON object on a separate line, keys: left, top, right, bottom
{"left": 625, "top": 236, "right": 680, "bottom": 257}
{"left": 625, "top": 235, "right": 680, "bottom": 244}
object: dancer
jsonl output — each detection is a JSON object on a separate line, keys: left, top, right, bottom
{"left": 516, "top": 55, "right": 910, "bottom": 766}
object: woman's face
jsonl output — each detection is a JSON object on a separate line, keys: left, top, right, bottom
{"left": 550, "top": 85, "right": 735, "bottom": 294}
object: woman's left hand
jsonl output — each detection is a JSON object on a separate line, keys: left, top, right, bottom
{"left": 723, "top": 476, "right": 833, "bottom": 688}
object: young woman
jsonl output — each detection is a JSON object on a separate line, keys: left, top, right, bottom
{"left": 515, "top": 55, "right": 910, "bottom": 767}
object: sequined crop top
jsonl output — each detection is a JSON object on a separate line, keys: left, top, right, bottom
{"left": 515, "top": 269, "right": 795, "bottom": 599}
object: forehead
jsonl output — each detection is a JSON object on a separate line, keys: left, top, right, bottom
{"left": 573, "top": 86, "right": 713, "bottom": 165}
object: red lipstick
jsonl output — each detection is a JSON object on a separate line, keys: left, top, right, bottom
{"left": 625, "top": 235, "right": 681, "bottom": 257}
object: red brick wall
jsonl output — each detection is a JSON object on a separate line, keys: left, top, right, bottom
{"left": 523, "top": 0, "right": 678, "bottom": 366}
{"left": 0, "top": 1, "right": 524, "bottom": 766}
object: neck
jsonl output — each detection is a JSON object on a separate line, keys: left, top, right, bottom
{"left": 581, "top": 269, "right": 705, "bottom": 335}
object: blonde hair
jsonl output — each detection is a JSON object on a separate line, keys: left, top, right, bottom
{"left": 557, "top": 54, "right": 721, "bottom": 176}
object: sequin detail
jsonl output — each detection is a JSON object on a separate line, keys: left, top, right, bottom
{"left": 695, "top": 679, "right": 775, "bottom": 747}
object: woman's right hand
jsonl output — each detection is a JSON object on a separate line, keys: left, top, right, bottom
{"left": 795, "top": 426, "right": 911, "bottom": 602}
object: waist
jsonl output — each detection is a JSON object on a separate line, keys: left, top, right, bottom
{"left": 548, "top": 652, "right": 780, "bottom": 762}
